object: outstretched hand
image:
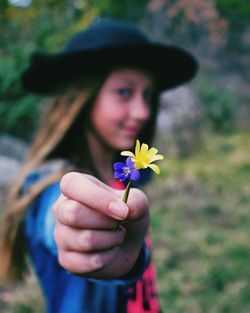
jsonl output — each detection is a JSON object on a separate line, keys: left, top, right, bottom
{"left": 52, "top": 172, "right": 150, "bottom": 279}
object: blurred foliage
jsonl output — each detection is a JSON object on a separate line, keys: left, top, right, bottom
{"left": 216, "top": 0, "right": 250, "bottom": 21}
{"left": 197, "top": 74, "right": 238, "bottom": 132}
{"left": 148, "top": 132, "right": 250, "bottom": 312}
{"left": 215, "top": 0, "right": 250, "bottom": 67}
{"left": 147, "top": 0, "right": 230, "bottom": 49}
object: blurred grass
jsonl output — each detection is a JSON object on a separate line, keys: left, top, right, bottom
{"left": 0, "top": 272, "right": 44, "bottom": 313}
{"left": 147, "top": 131, "right": 250, "bottom": 313}
{"left": 0, "top": 131, "right": 249, "bottom": 312}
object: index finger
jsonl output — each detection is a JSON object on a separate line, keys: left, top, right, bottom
{"left": 60, "top": 172, "right": 129, "bottom": 220}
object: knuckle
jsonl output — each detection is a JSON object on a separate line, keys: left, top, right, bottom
{"left": 52, "top": 202, "right": 57, "bottom": 217}
{"left": 60, "top": 199, "right": 80, "bottom": 225}
{"left": 60, "top": 172, "right": 77, "bottom": 191}
{"left": 58, "top": 251, "right": 70, "bottom": 271}
{"left": 58, "top": 252, "right": 86, "bottom": 274}
{"left": 90, "top": 248, "right": 118, "bottom": 272}
{"left": 90, "top": 254, "right": 105, "bottom": 271}
{"left": 79, "top": 230, "right": 95, "bottom": 250}
{"left": 53, "top": 225, "right": 68, "bottom": 250}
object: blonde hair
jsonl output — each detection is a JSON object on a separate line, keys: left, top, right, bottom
{"left": 0, "top": 85, "right": 98, "bottom": 282}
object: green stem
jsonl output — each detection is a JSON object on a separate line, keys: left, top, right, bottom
{"left": 122, "top": 180, "right": 132, "bottom": 203}
{"left": 113, "top": 180, "right": 131, "bottom": 231}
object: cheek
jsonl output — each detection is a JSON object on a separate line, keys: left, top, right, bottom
{"left": 93, "top": 101, "right": 124, "bottom": 124}
{"left": 91, "top": 105, "right": 125, "bottom": 134}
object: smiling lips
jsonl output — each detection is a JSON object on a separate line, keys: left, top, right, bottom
{"left": 122, "top": 125, "right": 141, "bottom": 136}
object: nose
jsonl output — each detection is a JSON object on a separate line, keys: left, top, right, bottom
{"left": 129, "top": 94, "right": 151, "bottom": 121}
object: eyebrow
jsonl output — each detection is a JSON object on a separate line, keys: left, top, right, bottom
{"left": 116, "top": 78, "right": 154, "bottom": 89}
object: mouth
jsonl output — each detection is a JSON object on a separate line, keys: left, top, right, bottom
{"left": 122, "top": 125, "right": 141, "bottom": 136}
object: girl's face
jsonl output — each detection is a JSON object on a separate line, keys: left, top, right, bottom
{"left": 90, "top": 68, "right": 154, "bottom": 150}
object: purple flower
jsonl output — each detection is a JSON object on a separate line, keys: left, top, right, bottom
{"left": 113, "top": 157, "right": 140, "bottom": 182}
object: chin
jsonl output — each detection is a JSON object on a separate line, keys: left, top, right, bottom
{"left": 116, "top": 138, "right": 135, "bottom": 151}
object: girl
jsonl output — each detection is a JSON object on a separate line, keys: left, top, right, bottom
{"left": 0, "top": 19, "right": 197, "bottom": 313}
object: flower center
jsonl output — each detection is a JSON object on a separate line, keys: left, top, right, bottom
{"left": 124, "top": 167, "right": 131, "bottom": 175}
{"left": 135, "top": 154, "right": 150, "bottom": 168}
{"left": 141, "top": 155, "right": 149, "bottom": 164}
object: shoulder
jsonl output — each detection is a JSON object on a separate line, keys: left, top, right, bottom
{"left": 23, "top": 160, "right": 73, "bottom": 253}
{"left": 23, "top": 159, "right": 74, "bottom": 241}
{"left": 22, "top": 159, "right": 74, "bottom": 192}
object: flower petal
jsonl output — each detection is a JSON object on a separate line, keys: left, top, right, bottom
{"left": 121, "top": 151, "right": 134, "bottom": 157}
{"left": 147, "top": 147, "right": 158, "bottom": 158}
{"left": 141, "top": 143, "right": 149, "bottom": 155}
{"left": 133, "top": 162, "right": 141, "bottom": 170}
{"left": 141, "top": 161, "right": 149, "bottom": 168}
{"left": 114, "top": 171, "right": 124, "bottom": 179}
{"left": 114, "top": 171, "right": 120, "bottom": 178}
{"left": 130, "top": 169, "right": 140, "bottom": 181}
{"left": 126, "top": 156, "right": 135, "bottom": 167}
{"left": 151, "top": 154, "right": 164, "bottom": 162}
{"left": 135, "top": 139, "right": 140, "bottom": 156}
{"left": 148, "top": 163, "right": 160, "bottom": 174}
{"left": 114, "top": 162, "right": 126, "bottom": 170}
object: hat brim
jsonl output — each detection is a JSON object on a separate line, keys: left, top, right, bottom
{"left": 21, "top": 44, "right": 198, "bottom": 94}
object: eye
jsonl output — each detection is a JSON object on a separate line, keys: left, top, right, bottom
{"left": 117, "top": 87, "right": 133, "bottom": 100}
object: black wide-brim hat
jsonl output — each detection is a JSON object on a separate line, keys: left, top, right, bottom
{"left": 22, "top": 19, "right": 198, "bottom": 94}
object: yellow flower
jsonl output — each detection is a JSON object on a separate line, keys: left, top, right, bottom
{"left": 121, "top": 139, "right": 164, "bottom": 174}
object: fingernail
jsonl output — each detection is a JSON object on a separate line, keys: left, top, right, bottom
{"left": 108, "top": 200, "right": 129, "bottom": 220}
